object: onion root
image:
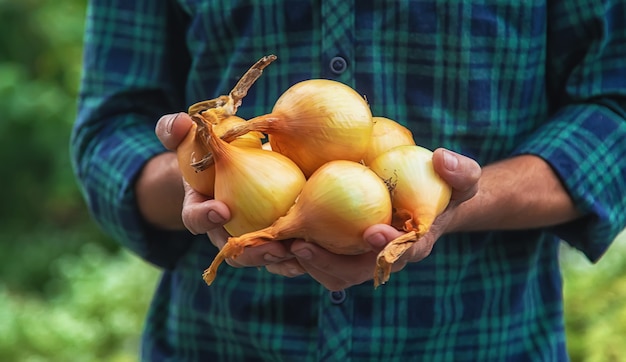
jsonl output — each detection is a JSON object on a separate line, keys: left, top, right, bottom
{"left": 202, "top": 231, "right": 273, "bottom": 285}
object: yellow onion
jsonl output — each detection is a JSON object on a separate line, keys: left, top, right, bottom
{"left": 221, "top": 79, "right": 374, "bottom": 177}
{"left": 203, "top": 160, "right": 393, "bottom": 285}
{"left": 176, "top": 115, "right": 263, "bottom": 198}
{"left": 362, "top": 116, "right": 416, "bottom": 165}
{"left": 368, "top": 145, "right": 451, "bottom": 286}
{"left": 177, "top": 55, "right": 276, "bottom": 197}
{"left": 205, "top": 120, "right": 306, "bottom": 237}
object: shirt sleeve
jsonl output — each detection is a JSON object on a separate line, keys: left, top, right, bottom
{"left": 70, "top": 0, "right": 194, "bottom": 269}
{"left": 511, "top": 0, "right": 626, "bottom": 262}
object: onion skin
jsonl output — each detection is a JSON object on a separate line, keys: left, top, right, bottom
{"left": 176, "top": 115, "right": 263, "bottom": 198}
{"left": 270, "top": 80, "right": 373, "bottom": 176}
{"left": 177, "top": 121, "right": 213, "bottom": 196}
{"left": 362, "top": 117, "right": 416, "bottom": 166}
{"left": 207, "top": 122, "right": 305, "bottom": 237}
{"left": 368, "top": 145, "right": 452, "bottom": 287}
{"left": 202, "top": 160, "right": 393, "bottom": 285}
{"left": 221, "top": 79, "right": 374, "bottom": 177}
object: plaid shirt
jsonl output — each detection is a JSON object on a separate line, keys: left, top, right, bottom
{"left": 71, "top": 0, "right": 626, "bottom": 361}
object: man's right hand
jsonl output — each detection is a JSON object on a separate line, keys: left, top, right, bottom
{"left": 154, "top": 112, "right": 306, "bottom": 277}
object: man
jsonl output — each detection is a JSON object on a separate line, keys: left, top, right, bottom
{"left": 72, "top": 1, "right": 626, "bottom": 360}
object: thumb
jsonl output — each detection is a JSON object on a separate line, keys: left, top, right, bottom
{"left": 432, "top": 148, "right": 481, "bottom": 203}
{"left": 155, "top": 112, "right": 193, "bottom": 151}
{"left": 363, "top": 224, "right": 405, "bottom": 251}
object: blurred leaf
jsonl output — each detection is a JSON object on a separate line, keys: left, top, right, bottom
{"left": 562, "top": 231, "right": 626, "bottom": 362}
{"left": 0, "top": 0, "right": 87, "bottom": 226}
{"left": 0, "top": 244, "right": 159, "bottom": 362}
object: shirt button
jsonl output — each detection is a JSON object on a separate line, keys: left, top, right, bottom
{"left": 329, "top": 290, "right": 347, "bottom": 304}
{"left": 329, "top": 56, "right": 348, "bottom": 75}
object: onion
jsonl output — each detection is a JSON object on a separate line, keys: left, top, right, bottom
{"left": 176, "top": 115, "right": 263, "bottom": 198}
{"left": 202, "top": 160, "right": 393, "bottom": 285}
{"left": 362, "top": 116, "right": 416, "bottom": 165}
{"left": 368, "top": 145, "right": 452, "bottom": 286}
{"left": 177, "top": 55, "right": 276, "bottom": 197}
{"left": 205, "top": 120, "right": 306, "bottom": 237}
{"left": 221, "top": 79, "right": 374, "bottom": 177}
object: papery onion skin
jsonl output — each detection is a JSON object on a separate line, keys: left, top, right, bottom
{"left": 362, "top": 117, "right": 416, "bottom": 166}
{"left": 176, "top": 115, "right": 263, "bottom": 198}
{"left": 203, "top": 160, "right": 392, "bottom": 285}
{"left": 207, "top": 123, "right": 306, "bottom": 237}
{"left": 177, "top": 121, "right": 213, "bottom": 196}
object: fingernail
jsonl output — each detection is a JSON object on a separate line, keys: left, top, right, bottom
{"left": 293, "top": 247, "right": 312, "bottom": 260}
{"left": 442, "top": 150, "right": 458, "bottom": 171}
{"left": 208, "top": 210, "right": 225, "bottom": 224}
{"left": 263, "top": 253, "right": 282, "bottom": 263}
{"left": 166, "top": 113, "right": 181, "bottom": 134}
{"left": 367, "top": 232, "right": 387, "bottom": 249}
{"left": 287, "top": 267, "right": 303, "bottom": 277}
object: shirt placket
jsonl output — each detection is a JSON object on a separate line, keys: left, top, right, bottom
{"left": 316, "top": 2, "right": 355, "bottom": 360}
{"left": 317, "top": 286, "right": 354, "bottom": 361}
{"left": 321, "top": 0, "right": 355, "bottom": 85}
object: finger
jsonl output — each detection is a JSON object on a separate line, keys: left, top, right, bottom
{"left": 432, "top": 148, "right": 481, "bottom": 203}
{"left": 206, "top": 226, "right": 231, "bottom": 249}
{"left": 291, "top": 241, "right": 375, "bottom": 291}
{"left": 265, "top": 259, "right": 307, "bottom": 278}
{"left": 181, "top": 180, "right": 231, "bottom": 234}
{"left": 155, "top": 112, "right": 193, "bottom": 151}
{"left": 205, "top": 227, "right": 247, "bottom": 268}
{"left": 362, "top": 224, "right": 405, "bottom": 251}
{"left": 228, "top": 241, "right": 294, "bottom": 268}
{"left": 400, "top": 235, "right": 436, "bottom": 264}
{"left": 396, "top": 217, "right": 447, "bottom": 264}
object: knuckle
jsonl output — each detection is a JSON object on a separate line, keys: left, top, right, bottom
{"left": 265, "top": 263, "right": 299, "bottom": 277}
{"left": 181, "top": 208, "right": 201, "bottom": 234}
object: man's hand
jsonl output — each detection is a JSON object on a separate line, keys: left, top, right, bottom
{"left": 290, "top": 149, "right": 481, "bottom": 291}
{"left": 154, "top": 112, "right": 306, "bottom": 276}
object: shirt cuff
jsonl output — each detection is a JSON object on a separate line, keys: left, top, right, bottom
{"left": 511, "top": 103, "right": 626, "bottom": 262}
{"left": 76, "top": 116, "right": 194, "bottom": 269}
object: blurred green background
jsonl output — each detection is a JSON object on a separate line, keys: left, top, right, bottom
{"left": 1, "top": 1, "right": 624, "bottom": 361}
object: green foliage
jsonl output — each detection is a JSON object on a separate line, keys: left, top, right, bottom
{"left": 562, "top": 232, "right": 626, "bottom": 362}
{"left": 0, "top": 1, "right": 163, "bottom": 360}
{"left": 0, "top": 0, "right": 87, "bottom": 227}
{"left": 0, "top": 241, "right": 159, "bottom": 362}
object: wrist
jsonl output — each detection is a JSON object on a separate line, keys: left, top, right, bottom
{"left": 136, "top": 152, "right": 186, "bottom": 230}
{"left": 443, "top": 155, "right": 581, "bottom": 233}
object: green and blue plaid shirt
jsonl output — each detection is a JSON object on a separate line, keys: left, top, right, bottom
{"left": 71, "top": 0, "right": 626, "bottom": 361}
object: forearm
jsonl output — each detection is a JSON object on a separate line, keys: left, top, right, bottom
{"left": 449, "top": 154, "right": 582, "bottom": 233}
{"left": 136, "top": 152, "right": 186, "bottom": 230}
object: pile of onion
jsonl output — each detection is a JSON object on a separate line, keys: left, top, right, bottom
{"left": 176, "top": 55, "right": 452, "bottom": 287}
{"left": 202, "top": 160, "right": 393, "bottom": 285}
